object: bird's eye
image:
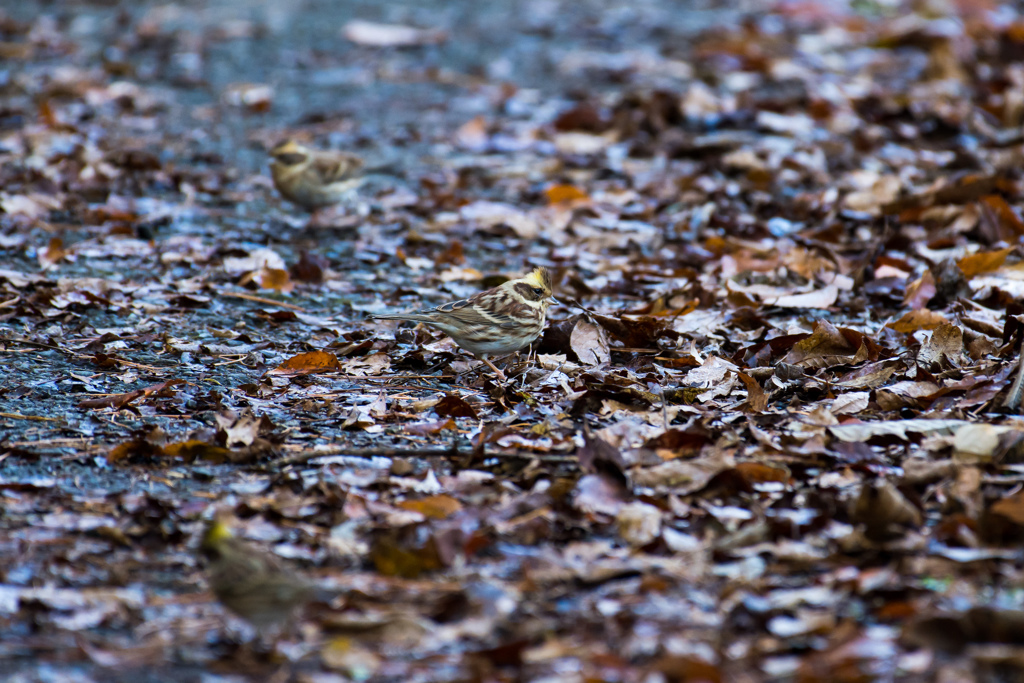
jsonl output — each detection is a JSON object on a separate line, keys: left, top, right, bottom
{"left": 532, "top": 287, "right": 544, "bottom": 296}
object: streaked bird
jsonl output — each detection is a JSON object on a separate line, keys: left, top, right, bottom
{"left": 371, "top": 267, "right": 558, "bottom": 381}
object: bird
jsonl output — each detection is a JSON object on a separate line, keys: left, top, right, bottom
{"left": 268, "top": 139, "right": 365, "bottom": 215}
{"left": 198, "top": 517, "right": 319, "bottom": 632}
{"left": 370, "top": 267, "right": 558, "bottom": 381}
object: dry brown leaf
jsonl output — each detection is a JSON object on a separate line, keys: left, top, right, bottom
{"left": 369, "top": 530, "right": 445, "bottom": 579}
{"left": 736, "top": 371, "right": 767, "bottom": 412}
{"left": 397, "top": 495, "right": 462, "bottom": 520}
{"left": 980, "top": 195, "right": 1024, "bottom": 237}
{"left": 216, "top": 408, "right": 272, "bottom": 448}
{"left": 835, "top": 361, "right": 898, "bottom": 389}
{"left": 849, "top": 479, "right": 922, "bottom": 540}
{"left": 570, "top": 319, "right": 610, "bottom": 366}
{"left": 434, "top": 393, "right": 478, "bottom": 419}
{"left": 958, "top": 247, "right": 1014, "bottom": 279}
{"left": 887, "top": 309, "right": 948, "bottom": 333}
{"left": 341, "top": 353, "right": 391, "bottom": 377}
{"left": 256, "top": 267, "right": 294, "bottom": 293}
{"left": 903, "top": 270, "right": 936, "bottom": 309}
{"left": 268, "top": 350, "right": 342, "bottom": 375}
{"left": 78, "top": 379, "right": 184, "bottom": 411}
{"left": 39, "top": 237, "right": 68, "bottom": 268}
{"left": 917, "top": 322, "right": 963, "bottom": 369}
{"left": 832, "top": 391, "right": 870, "bottom": 415}
{"left": 732, "top": 461, "right": 790, "bottom": 486}
{"left": 161, "top": 440, "right": 232, "bottom": 463}
{"left": 781, "top": 320, "right": 856, "bottom": 367}
{"left": 579, "top": 421, "right": 628, "bottom": 487}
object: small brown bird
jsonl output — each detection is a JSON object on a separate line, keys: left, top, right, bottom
{"left": 370, "top": 267, "right": 558, "bottom": 381}
{"left": 268, "top": 139, "right": 364, "bottom": 214}
{"left": 198, "top": 518, "right": 317, "bottom": 631}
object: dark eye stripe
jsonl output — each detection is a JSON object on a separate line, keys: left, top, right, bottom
{"left": 274, "top": 152, "right": 306, "bottom": 165}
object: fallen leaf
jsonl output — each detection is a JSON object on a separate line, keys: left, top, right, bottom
{"left": 341, "top": 353, "right": 391, "bottom": 377}
{"left": 267, "top": 350, "right": 341, "bottom": 375}
{"left": 544, "top": 184, "right": 589, "bottom": 205}
{"left": 958, "top": 247, "right": 1014, "bottom": 279}
{"left": 256, "top": 267, "right": 294, "bottom": 293}
{"left": 570, "top": 319, "right": 610, "bottom": 366}
{"left": 887, "top": 309, "right": 949, "bottom": 333}
{"left": 579, "top": 421, "right": 628, "bottom": 487}
{"left": 39, "top": 237, "right": 68, "bottom": 268}
{"left": 616, "top": 501, "right": 661, "bottom": 546}
{"left": 850, "top": 479, "right": 922, "bottom": 540}
{"left": 342, "top": 20, "right": 446, "bottom": 47}
{"left": 397, "top": 494, "right": 462, "bottom": 520}
{"left": 434, "top": 393, "right": 479, "bottom": 419}
{"left": 917, "top": 322, "right": 963, "bottom": 369}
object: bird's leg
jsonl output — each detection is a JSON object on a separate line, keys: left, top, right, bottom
{"left": 518, "top": 349, "right": 533, "bottom": 389}
{"left": 307, "top": 208, "right": 323, "bottom": 228}
{"left": 480, "top": 356, "right": 507, "bottom": 382}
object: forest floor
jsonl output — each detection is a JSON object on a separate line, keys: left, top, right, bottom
{"left": 3, "top": 0, "right": 1024, "bottom": 681}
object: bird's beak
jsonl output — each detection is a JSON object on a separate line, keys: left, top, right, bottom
{"left": 548, "top": 296, "right": 561, "bottom": 305}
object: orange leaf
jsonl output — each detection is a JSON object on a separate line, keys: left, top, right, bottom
{"left": 257, "top": 267, "right": 294, "bottom": 293}
{"left": 733, "top": 461, "right": 789, "bottom": 485}
{"left": 162, "top": 440, "right": 231, "bottom": 462}
{"left": 887, "top": 309, "right": 948, "bottom": 334}
{"left": 39, "top": 237, "right": 67, "bottom": 267}
{"left": 544, "top": 184, "right": 588, "bottom": 205}
{"left": 397, "top": 494, "right": 463, "bottom": 519}
{"left": 267, "top": 350, "right": 341, "bottom": 375}
{"left": 958, "top": 247, "right": 1014, "bottom": 279}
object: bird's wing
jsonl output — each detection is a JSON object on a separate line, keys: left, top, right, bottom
{"left": 433, "top": 298, "right": 518, "bottom": 328}
{"left": 311, "top": 154, "right": 363, "bottom": 184}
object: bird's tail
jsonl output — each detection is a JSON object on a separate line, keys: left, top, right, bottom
{"left": 369, "top": 313, "right": 433, "bottom": 323}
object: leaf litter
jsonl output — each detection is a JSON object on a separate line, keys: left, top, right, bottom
{"left": 4, "top": 0, "right": 1024, "bottom": 681}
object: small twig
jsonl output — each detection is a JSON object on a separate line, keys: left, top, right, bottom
{"left": 4, "top": 337, "right": 90, "bottom": 357}
{"left": 3, "top": 338, "right": 167, "bottom": 372}
{"left": 221, "top": 291, "right": 307, "bottom": 312}
{"left": 7, "top": 437, "right": 94, "bottom": 447}
{"left": 358, "top": 374, "right": 456, "bottom": 381}
{"left": 564, "top": 297, "right": 597, "bottom": 316}
{"left": 0, "top": 412, "right": 62, "bottom": 422}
